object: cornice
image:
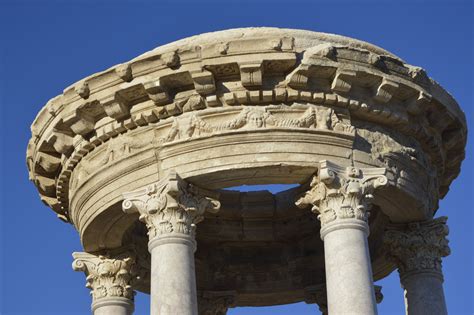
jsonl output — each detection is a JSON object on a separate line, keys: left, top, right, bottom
{"left": 26, "top": 28, "right": 467, "bottom": 222}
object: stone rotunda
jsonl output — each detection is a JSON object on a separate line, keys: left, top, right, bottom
{"left": 27, "top": 28, "right": 467, "bottom": 315}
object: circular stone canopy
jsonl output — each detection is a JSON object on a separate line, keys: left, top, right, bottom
{"left": 27, "top": 27, "right": 467, "bottom": 305}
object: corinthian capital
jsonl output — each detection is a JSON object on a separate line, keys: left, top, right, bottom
{"left": 122, "top": 171, "right": 221, "bottom": 240}
{"left": 384, "top": 216, "right": 450, "bottom": 276}
{"left": 296, "top": 160, "right": 388, "bottom": 226}
{"left": 72, "top": 251, "right": 137, "bottom": 302}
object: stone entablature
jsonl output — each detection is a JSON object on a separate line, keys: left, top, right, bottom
{"left": 27, "top": 28, "right": 466, "bottom": 225}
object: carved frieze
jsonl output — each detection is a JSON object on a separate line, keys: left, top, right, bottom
{"left": 122, "top": 171, "right": 221, "bottom": 239}
{"left": 384, "top": 216, "right": 450, "bottom": 275}
{"left": 161, "top": 105, "right": 354, "bottom": 144}
{"left": 69, "top": 133, "right": 150, "bottom": 192}
{"left": 69, "top": 158, "right": 93, "bottom": 191}
{"left": 100, "top": 135, "right": 149, "bottom": 165}
{"left": 296, "top": 160, "right": 387, "bottom": 226}
{"left": 27, "top": 29, "right": 467, "bottom": 225}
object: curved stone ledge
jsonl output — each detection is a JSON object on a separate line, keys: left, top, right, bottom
{"left": 27, "top": 28, "right": 466, "bottom": 224}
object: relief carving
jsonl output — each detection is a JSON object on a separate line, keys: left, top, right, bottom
{"left": 70, "top": 158, "right": 93, "bottom": 191}
{"left": 70, "top": 134, "right": 150, "bottom": 191}
{"left": 101, "top": 135, "right": 150, "bottom": 165}
{"left": 162, "top": 105, "right": 354, "bottom": 143}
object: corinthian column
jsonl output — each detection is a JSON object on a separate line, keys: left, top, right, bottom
{"left": 72, "top": 251, "right": 137, "bottom": 315}
{"left": 122, "top": 171, "right": 220, "bottom": 315}
{"left": 297, "top": 160, "right": 387, "bottom": 315}
{"left": 384, "top": 217, "right": 450, "bottom": 315}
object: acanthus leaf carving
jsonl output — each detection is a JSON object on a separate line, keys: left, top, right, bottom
{"left": 384, "top": 216, "right": 450, "bottom": 275}
{"left": 122, "top": 171, "right": 221, "bottom": 240}
{"left": 72, "top": 250, "right": 137, "bottom": 302}
{"left": 296, "top": 160, "right": 387, "bottom": 226}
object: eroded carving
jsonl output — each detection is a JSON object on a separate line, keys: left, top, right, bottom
{"left": 70, "top": 158, "right": 93, "bottom": 191}
{"left": 296, "top": 160, "right": 387, "bottom": 225}
{"left": 162, "top": 105, "right": 354, "bottom": 143}
{"left": 69, "top": 134, "right": 150, "bottom": 191}
{"left": 101, "top": 135, "right": 150, "bottom": 165}
{"left": 356, "top": 125, "right": 438, "bottom": 211}
{"left": 384, "top": 217, "right": 450, "bottom": 275}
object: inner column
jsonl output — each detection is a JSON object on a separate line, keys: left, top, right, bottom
{"left": 384, "top": 216, "right": 450, "bottom": 315}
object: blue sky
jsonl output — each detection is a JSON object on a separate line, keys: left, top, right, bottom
{"left": 0, "top": 1, "right": 472, "bottom": 314}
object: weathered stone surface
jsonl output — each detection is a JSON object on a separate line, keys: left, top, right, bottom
{"left": 26, "top": 27, "right": 466, "bottom": 311}
{"left": 384, "top": 217, "right": 450, "bottom": 315}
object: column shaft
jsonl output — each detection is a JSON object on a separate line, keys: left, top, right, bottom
{"left": 402, "top": 271, "right": 447, "bottom": 315}
{"left": 92, "top": 297, "right": 134, "bottom": 315}
{"left": 322, "top": 220, "right": 377, "bottom": 315}
{"left": 149, "top": 236, "right": 198, "bottom": 315}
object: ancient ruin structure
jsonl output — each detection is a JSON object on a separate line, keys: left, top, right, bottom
{"left": 27, "top": 28, "right": 467, "bottom": 314}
